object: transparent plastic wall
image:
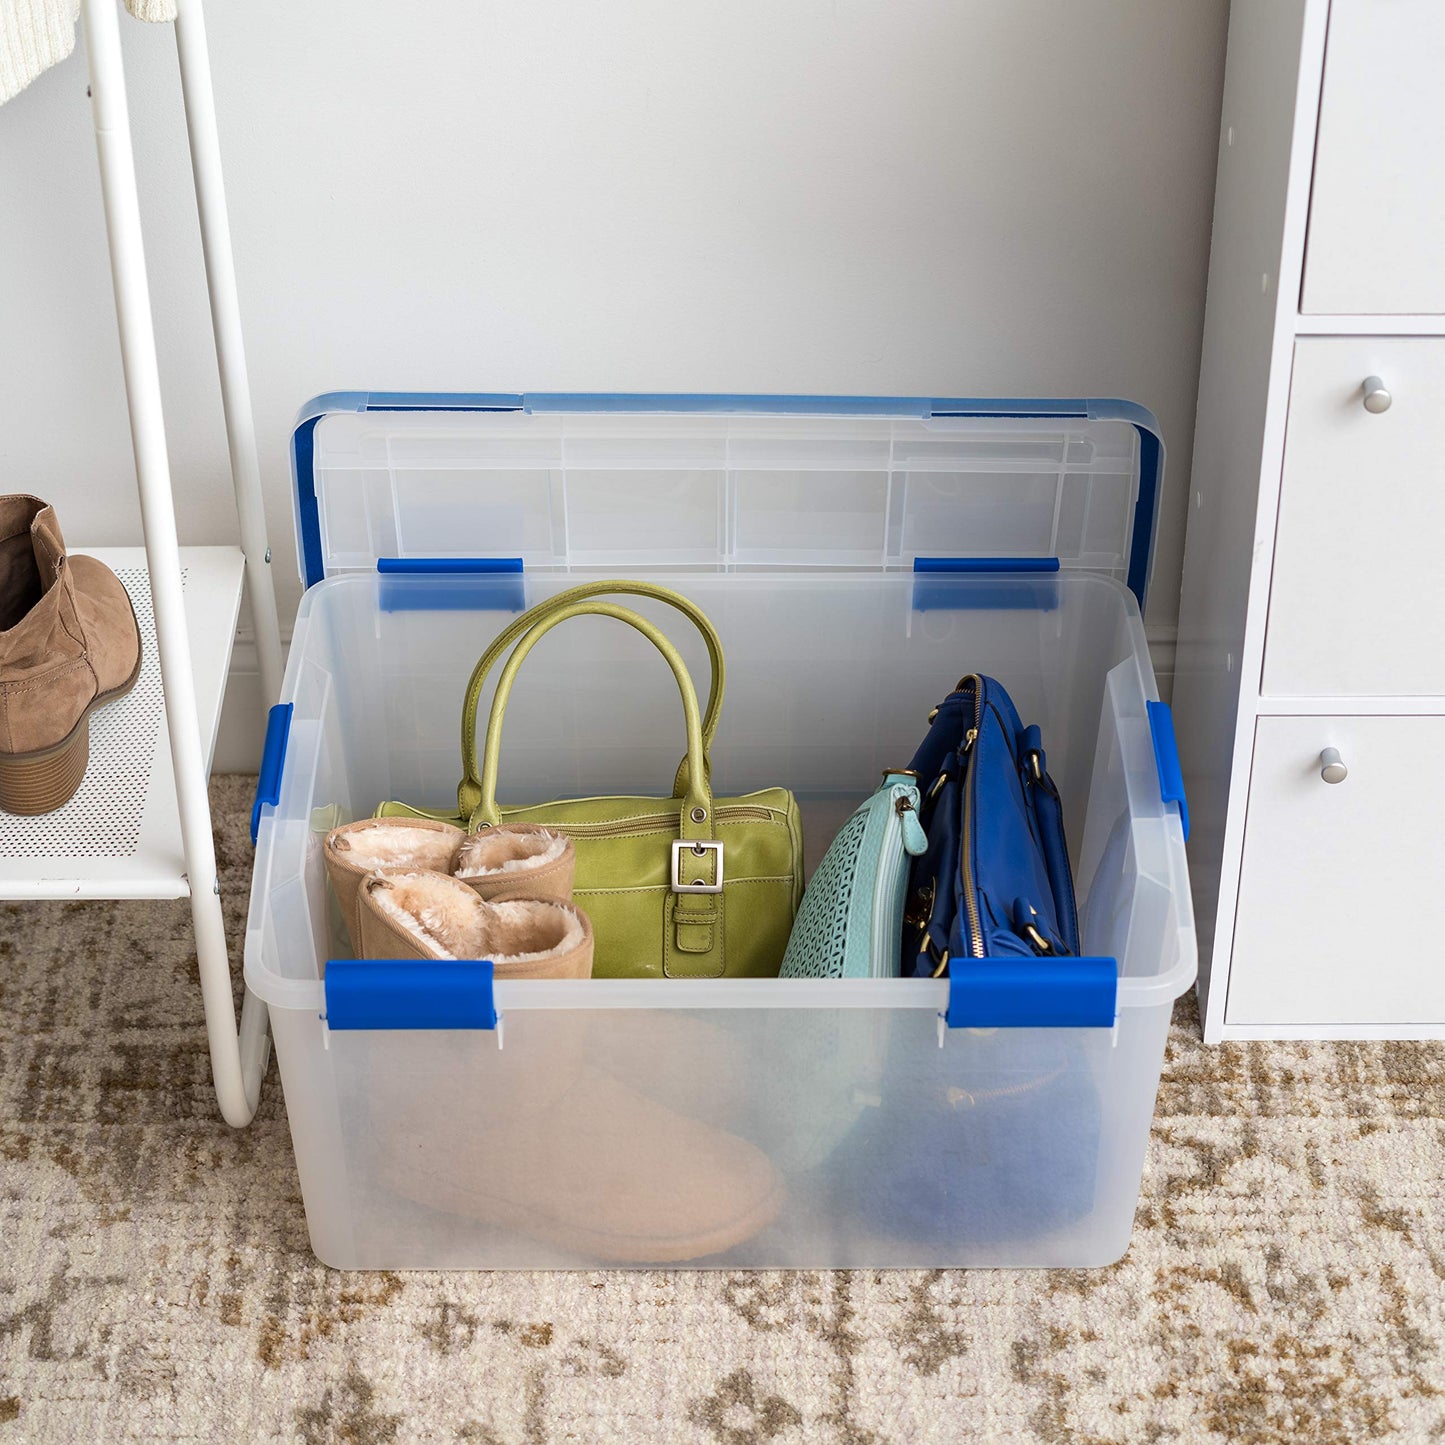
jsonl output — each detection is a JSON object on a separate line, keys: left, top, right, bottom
{"left": 246, "top": 571, "right": 1194, "bottom": 1268}
{"left": 308, "top": 411, "right": 1143, "bottom": 585}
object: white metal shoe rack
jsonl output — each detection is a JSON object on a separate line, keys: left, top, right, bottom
{"left": 0, "top": 0, "right": 281, "bottom": 1125}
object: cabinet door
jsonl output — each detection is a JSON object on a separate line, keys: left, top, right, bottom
{"left": 1228, "top": 715, "right": 1445, "bottom": 1026}
{"left": 1301, "top": 0, "right": 1445, "bottom": 314}
{"left": 1263, "top": 338, "right": 1445, "bottom": 698}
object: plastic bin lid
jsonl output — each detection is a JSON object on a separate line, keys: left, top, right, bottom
{"left": 290, "top": 393, "right": 1164, "bottom": 606}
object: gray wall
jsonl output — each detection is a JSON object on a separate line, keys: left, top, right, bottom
{"left": 0, "top": 0, "right": 1228, "bottom": 760}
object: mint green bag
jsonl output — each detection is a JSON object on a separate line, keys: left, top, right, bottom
{"left": 780, "top": 772, "right": 927, "bottom": 979}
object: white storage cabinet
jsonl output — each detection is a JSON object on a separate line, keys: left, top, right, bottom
{"left": 245, "top": 395, "right": 1195, "bottom": 1270}
{"left": 1174, "top": 0, "right": 1445, "bottom": 1043}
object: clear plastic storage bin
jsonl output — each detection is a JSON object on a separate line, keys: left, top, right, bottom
{"left": 246, "top": 395, "right": 1195, "bottom": 1269}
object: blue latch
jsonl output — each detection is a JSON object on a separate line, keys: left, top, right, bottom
{"left": 324, "top": 959, "right": 498, "bottom": 1031}
{"left": 913, "top": 556, "right": 1061, "bottom": 575}
{"left": 250, "top": 703, "right": 293, "bottom": 845}
{"left": 1146, "top": 700, "right": 1190, "bottom": 841}
{"left": 911, "top": 557, "right": 1061, "bottom": 614}
{"left": 946, "top": 956, "right": 1118, "bottom": 1029}
{"left": 376, "top": 557, "right": 526, "bottom": 613}
{"left": 376, "top": 556, "right": 524, "bottom": 575}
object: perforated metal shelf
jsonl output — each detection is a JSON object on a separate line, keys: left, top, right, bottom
{"left": 0, "top": 546, "right": 245, "bottom": 900}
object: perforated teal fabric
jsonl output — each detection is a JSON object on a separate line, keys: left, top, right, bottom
{"left": 780, "top": 807, "right": 871, "bottom": 979}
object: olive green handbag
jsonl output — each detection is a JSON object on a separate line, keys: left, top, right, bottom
{"left": 377, "top": 582, "right": 804, "bottom": 980}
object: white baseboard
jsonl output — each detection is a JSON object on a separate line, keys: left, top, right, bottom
{"left": 212, "top": 625, "right": 1180, "bottom": 775}
{"left": 212, "top": 633, "right": 281, "bottom": 774}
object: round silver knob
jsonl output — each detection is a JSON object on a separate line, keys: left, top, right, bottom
{"left": 1319, "top": 748, "right": 1348, "bottom": 784}
{"left": 1362, "top": 376, "right": 1392, "bottom": 414}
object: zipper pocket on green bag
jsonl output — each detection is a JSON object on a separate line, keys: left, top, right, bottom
{"left": 511, "top": 804, "right": 782, "bottom": 838}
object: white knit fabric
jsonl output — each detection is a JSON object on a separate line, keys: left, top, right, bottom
{"left": 1, "top": 0, "right": 177, "bottom": 107}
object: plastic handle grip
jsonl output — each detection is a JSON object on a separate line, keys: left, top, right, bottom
{"left": 250, "top": 703, "right": 293, "bottom": 845}
{"left": 1146, "top": 700, "right": 1190, "bottom": 842}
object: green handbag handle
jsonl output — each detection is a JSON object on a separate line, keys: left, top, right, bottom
{"left": 457, "top": 580, "right": 725, "bottom": 823}
{"left": 469, "top": 600, "right": 715, "bottom": 847}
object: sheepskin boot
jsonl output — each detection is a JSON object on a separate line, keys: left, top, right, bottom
{"left": 354, "top": 876, "right": 782, "bottom": 1262}
{"left": 371, "top": 1035, "right": 786, "bottom": 1264}
{"left": 0, "top": 497, "right": 141, "bottom": 814}
{"left": 356, "top": 870, "right": 594, "bottom": 979}
{"left": 329, "top": 824, "right": 758, "bottom": 1146}
{"left": 324, "top": 818, "right": 578, "bottom": 956}
{"left": 323, "top": 817, "right": 464, "bottom": 956}
{"left": 453, "top": 823, "right": 575, "bottom": 904}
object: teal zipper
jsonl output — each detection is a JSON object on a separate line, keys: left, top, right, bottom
{"left": 872, "top": 780, "right": 926, "bottom": 977}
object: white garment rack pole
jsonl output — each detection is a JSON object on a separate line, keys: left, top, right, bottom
{"left": 83, "top": 0, "right": 269, "bottom": 1127}
{"left": 172, "top": 0, "right": 283, "bottom": 707}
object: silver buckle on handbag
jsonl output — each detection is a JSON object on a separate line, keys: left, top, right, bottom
{"left": 671, "top": 839, "right": 724, "bottom": 893}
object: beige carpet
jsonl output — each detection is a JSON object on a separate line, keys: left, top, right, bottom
{"left": 1, "top": 776, "right": 1443, "bottom": 1443}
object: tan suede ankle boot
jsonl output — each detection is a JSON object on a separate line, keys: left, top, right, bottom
{"left": 0, "top": 497, "right": 142, "bottom": 814}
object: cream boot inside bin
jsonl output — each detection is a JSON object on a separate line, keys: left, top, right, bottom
{"left": 324, "top": 817, "right": 577, "bottom": 956}
{"left": 366, "top": 1007, "right": 787, "bottom": 1265}
{"left": 454, "top": 824, "right": 575, "bottom": 903}
{"left": 324, "top": 819, "right": 462, "bottom": 956}
{"left": 357, "top": 871, "right": 593, "bottom": 979}
{"left": 353, "top": 876, "right": 785, "bottom": 1264}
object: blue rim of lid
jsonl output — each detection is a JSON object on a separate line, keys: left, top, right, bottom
{"left": 289, "top": 392, "right": 1164, "bottom": 607}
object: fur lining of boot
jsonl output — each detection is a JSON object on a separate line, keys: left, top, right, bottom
{"left": 454, "top": 826, "right": 569, "bottom": 879}
{"left": 369, "top": 872, "right": 586, "bottom": 964}
{"left": 327, "top": 821, "right": 462, "bottom": 876}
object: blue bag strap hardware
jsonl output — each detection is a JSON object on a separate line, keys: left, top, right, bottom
{"left": 290, "top": 393, "right": 1163, "bottom": 605}
{"left": 324, "top": 959, "right": 498, "bottom": 1031}
{"left": 1018, "top": 724, "right": 1081, "bottom": 955}
{"left": 1146, "top": 700, "right": 1190, "bottom": 842}
{"left": 945, "top": 956, "right": 1118, "bottom": 1029}
{"left": 250, "top": 703, "right": 293, "bottom": 845}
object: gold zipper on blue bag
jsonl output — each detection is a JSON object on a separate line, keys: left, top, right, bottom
{"left": 932, "top": 675, "right": 983, "bottom": 977}
{"left": 958, "top": 676, "right": 984, "bottom": 962}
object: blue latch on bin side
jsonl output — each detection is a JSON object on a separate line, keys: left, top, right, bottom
{"left": 912, "top": 556, "right": 1061, "bottom": 575}
{"left": 1146, "top": 700, "right": 1190, "bottom": 841}
{"left": 375, "top": 557, "right": 525, "bottom": 575}
{"left": 324, "top": 959, "right": 498, "bottom": 1031}
{"left": 945, "top": 956, "right": 1118, "bottom": 1029}
{"left": 911, "top": 557, "right": 1062, "bottom": 614}
{"left": 376, "top": 557, "right": 526, "bottom": 613}
{"left": 250, "top": 702, "right": 293, "bottom": 845}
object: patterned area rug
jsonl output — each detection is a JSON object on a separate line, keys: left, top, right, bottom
{"left": 2, "top": 776, "right": 1443, "bottom": 1443}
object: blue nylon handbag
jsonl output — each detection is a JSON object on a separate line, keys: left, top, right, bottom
{"left": 902, "top": 674, "right": 1079, "bottom": 977}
